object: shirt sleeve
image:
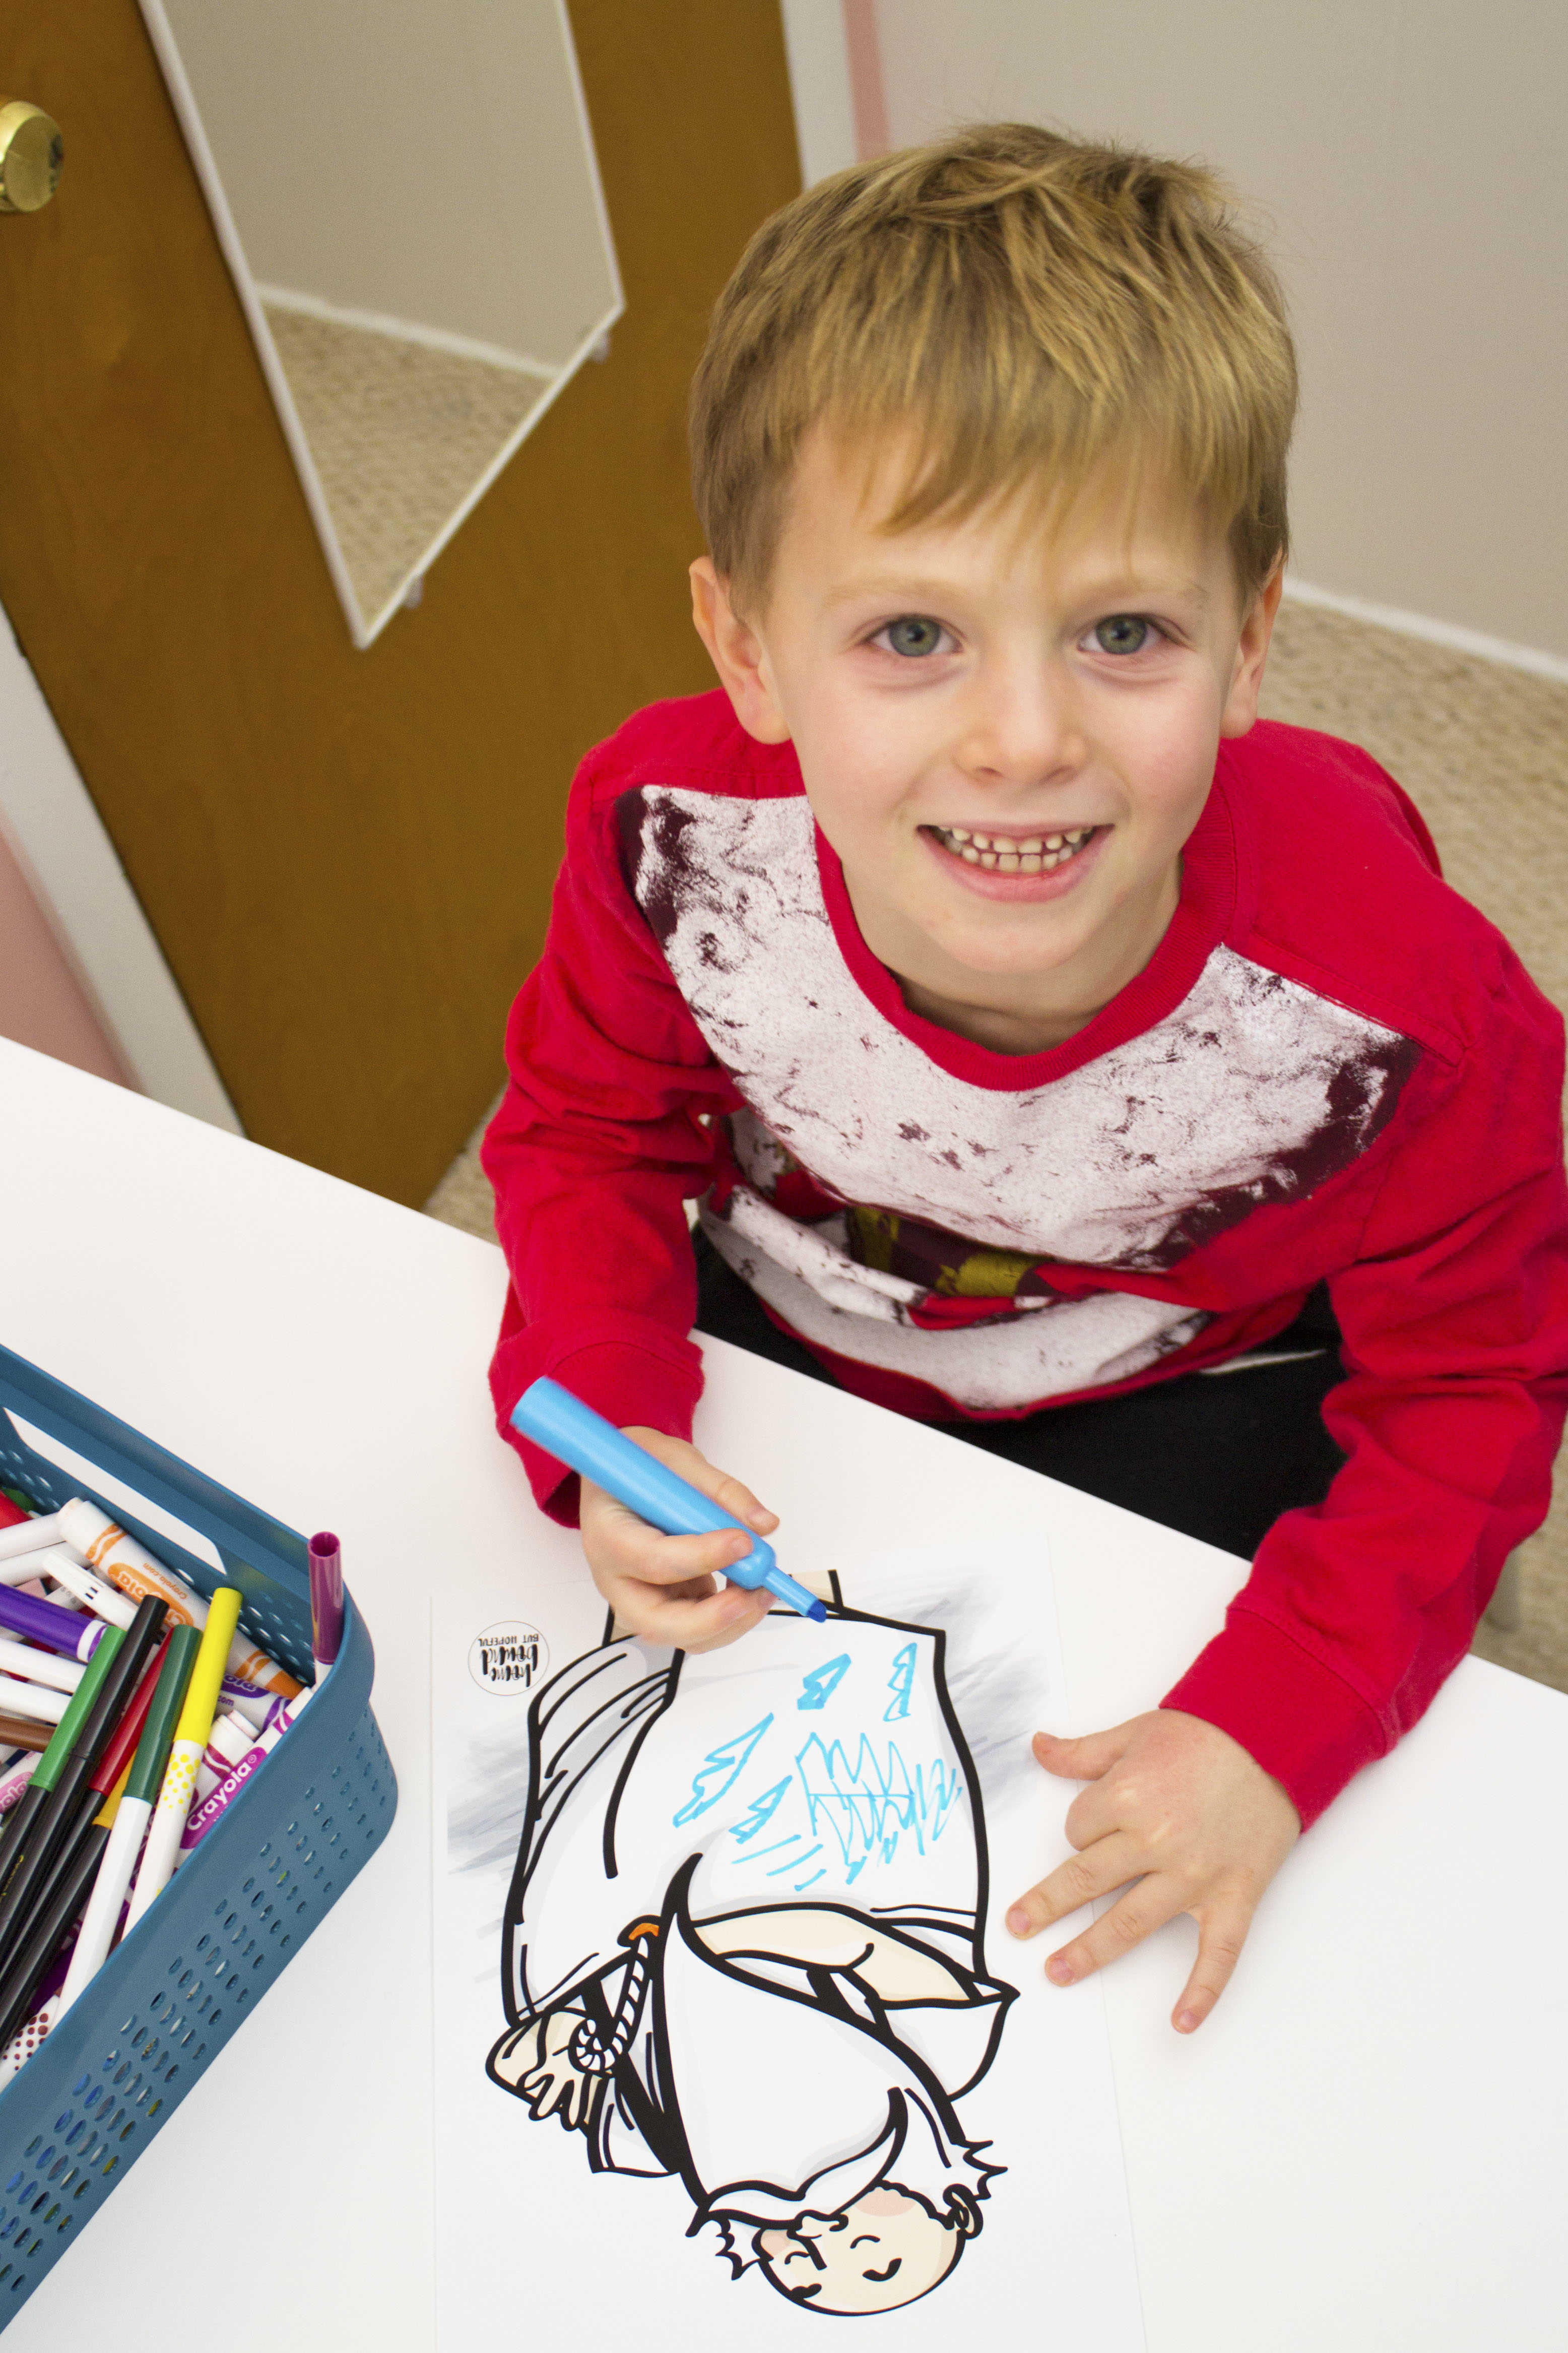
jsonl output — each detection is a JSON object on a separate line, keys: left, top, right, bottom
{"left": 482, "top": 753, "right": 739, "bottom": 1521}
{"left": 1163, "top": 952, "right": 1568, "bottom": 1827}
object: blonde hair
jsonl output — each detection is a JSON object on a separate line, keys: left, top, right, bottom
{"left": 689, "top": 122, "right": 1297, "bottom": 612}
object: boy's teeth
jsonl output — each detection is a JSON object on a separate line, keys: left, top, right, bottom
{"left": 934, "top": 821, "right": 1097, "bottom": 867}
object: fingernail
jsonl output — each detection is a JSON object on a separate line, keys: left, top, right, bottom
{"left": 1046, "top": 1955, "right": 1075, "bottom": 1986}
{"left": 1005, "top": 1905, "right": 1030, "bottom": 1938}
{"left": 1175, "top": 2009, "right": 1199, "bottom": 2033}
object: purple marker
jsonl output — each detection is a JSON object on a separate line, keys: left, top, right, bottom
{"left": 0, "top": 1584, "right": 110, "bottom": 1663}
{"left": 308, "top": 1532, "right": 345, "bottom": 1685}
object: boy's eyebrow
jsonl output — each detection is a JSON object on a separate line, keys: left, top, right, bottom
{"left": 822, "top": 572, "right": 1214, "bottom": 613}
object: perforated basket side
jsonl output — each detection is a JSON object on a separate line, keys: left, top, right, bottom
{"left": 0, "top": 1603, "right": 393, "bottom": 2321}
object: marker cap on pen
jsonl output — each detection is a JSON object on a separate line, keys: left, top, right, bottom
{"left": 511, "top": 1377, "right": 828, "bottom": 1622}
{"left": 307, "top": 1532, "right": 344, "bottom": 1683}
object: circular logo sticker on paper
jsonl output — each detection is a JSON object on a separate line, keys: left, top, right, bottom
{"left": 469, "top": 1620, "right": 549, "bottom": 1694}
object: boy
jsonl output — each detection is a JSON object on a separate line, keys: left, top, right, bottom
{"left": 482, "top": 125, "right": 1568, "bottom": 2033}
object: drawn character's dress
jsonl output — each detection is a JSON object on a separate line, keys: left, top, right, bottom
{"left": 493, "top": 1609, "right": 1015, "bottom": 2229}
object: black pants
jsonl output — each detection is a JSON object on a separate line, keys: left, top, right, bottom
{"left": 692, "top": 1229, "right": 1346, "bottom": 1559}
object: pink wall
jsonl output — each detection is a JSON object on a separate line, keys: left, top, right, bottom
{"left": 843, "top": 0, "right": 889, "bottom": 158}
{"left": 0, "top": 825, "right": 133, "bottom": 1086}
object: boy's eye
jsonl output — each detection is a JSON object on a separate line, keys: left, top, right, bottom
{"left": 878, "top": 615, "right": 949, "bottom": 658}
{"left": 1092, "top": 614, "right": 1155, "bottom": 656}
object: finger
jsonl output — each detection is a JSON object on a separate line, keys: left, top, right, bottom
{"left": 1031, "top": 1724, "right": 1136, "bottom": 1784}
{"left": 1005, "top": 1832, "right": 1144, "bottom": 1939}
{"left": 1041, "top": 1873, "right": 1188, "bottom": 1987}
{"left": 589, "top": 1501, "right": 760, "bottom": 1589}
{"left": 629, "top": 1430, "right": 779, "bottom": 1534}
{"left": 1172, "top": 1900, "right": 1252, "bottom": 2033}
{"left": 608, "top": 1575, "right": 772, "bottom": 1652}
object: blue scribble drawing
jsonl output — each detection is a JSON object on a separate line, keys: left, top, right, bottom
{"left": 489, "top": 1603, "right": 1015, "bottom": 2318}
{"left": 885, "top": 1641, "right": 917, "bottom": 1722}
{"left": 728, "top": 1780, "right": 793, "bottom": 1845}
{"left": 796, "top": 1734, "right": 963, "bottom": 1868}
{"left": 796, "top": 1652, "right": 852, "bottom": 1710}
{"left": 672, "top": 1715, "right": 774, "bottom": 1825}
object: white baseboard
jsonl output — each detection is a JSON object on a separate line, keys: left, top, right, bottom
{"left": 1283, "top": 576, "right": 1568, "bottom": 686}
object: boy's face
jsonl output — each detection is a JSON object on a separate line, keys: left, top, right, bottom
{"left": 692, "top": 428, "right": 1282, "bottom": 1038}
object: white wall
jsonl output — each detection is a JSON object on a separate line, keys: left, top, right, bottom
{"left": 863, "top": 0, "right": 1568, "bottom": 665}
{"left": 159, "top": 0, "right": 619, "bottom": 369}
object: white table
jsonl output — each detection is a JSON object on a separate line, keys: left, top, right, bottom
{"left": 0, "top": 1038, "right": 1563, "bottom": 2350}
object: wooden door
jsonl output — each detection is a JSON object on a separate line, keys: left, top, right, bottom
{"left": 0, "top": 2, "right": 802, "bottom": 1201}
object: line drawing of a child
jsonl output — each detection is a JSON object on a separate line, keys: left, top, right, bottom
{"left": 484, "top": 1596, "right": 1018, "bottom": 2316}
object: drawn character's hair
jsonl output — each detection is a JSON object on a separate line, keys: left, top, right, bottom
{"left": 689, "top": 120, "right": 1297, "bottom": 615}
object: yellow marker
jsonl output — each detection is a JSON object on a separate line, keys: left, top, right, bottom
{"left": 121, "top": 1585, "right": 242, "bottom": 1932}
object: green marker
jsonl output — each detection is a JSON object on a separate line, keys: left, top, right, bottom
{"left": 0, "top": 1626, "right": 124, "bottom": 1898}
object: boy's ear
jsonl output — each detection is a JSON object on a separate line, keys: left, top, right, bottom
{"left": 1218, "top": 556, "right": 1286, "bottom": 739}
{"left": 690, "top": 558, "right": 791, "bottom": 744}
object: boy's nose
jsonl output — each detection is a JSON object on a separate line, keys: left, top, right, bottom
{"left": 955, "top": 669, "right": 1086, "bottom": 789}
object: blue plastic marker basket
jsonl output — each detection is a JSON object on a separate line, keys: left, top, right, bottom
{"left": 0, "top": 1344, "right": 397, "bottom": 2325}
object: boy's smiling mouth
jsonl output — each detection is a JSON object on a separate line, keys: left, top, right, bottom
{"left": 923, "top": 822, "right": 1102, "bottom": 875}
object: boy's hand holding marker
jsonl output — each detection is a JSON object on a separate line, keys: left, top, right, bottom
{"left": 513, "top": 1380, "right": 819, "bottom": 1648}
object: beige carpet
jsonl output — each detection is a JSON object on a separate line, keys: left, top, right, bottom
{"left": 263, "top": 305, "right": 554, "bottom": 628}
{"left": 423, "top": 597, "right": 1568, "bottom": 1694}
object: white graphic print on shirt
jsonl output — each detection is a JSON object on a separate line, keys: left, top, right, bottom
{"left": 619, "top": 786, "right": 1418, "bottom": 1408}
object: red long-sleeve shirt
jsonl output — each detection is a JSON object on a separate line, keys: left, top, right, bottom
{"left": 485, "top": 690, "right": 1568, "bottom": 1826}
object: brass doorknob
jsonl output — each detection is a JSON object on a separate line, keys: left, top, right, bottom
{"left": 0, "top": 99, "right": 63, "bottom": 215}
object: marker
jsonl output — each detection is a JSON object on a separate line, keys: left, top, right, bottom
{"left": 511, "top": 1377, "right": 828, "bottom": 1622}
{"left": 308, "top": 1532, "right": 344, "bottom": 1683}
{"left": 57, "top": 1626, "right": 201, "bottom": 2018}
{"left": 51, "top": 1501, "right": 301, "bottom": 1699}
{"left": 0, "top": 1717, "right": 50, "bottom": 1760}
{"left": 0, "top": 1597, "right": 167, "bottom": 1971}
{"left": 193, "top": 1703, "right": 258, "bottom": 1803}
{"left": 43, "top": 1553, "right": 138, "bottom": 1627}
{"left": 0, "top": 1627, "right": 125, "bottom": 1899}
{"left": 0, "top": 1755, "right": 39, "bottom": 1808}
{"left": 0, "top": 1764, "right": 136, "bottom": 2056}
{"left": 0, "top": 1584, "right": 109, "bottom": 1661}
{"left": 0, "top": 1676, "right": 70, "bottom": 1726}
{"left": 220, "top": 1677, "right": 274, "bottom": 1729}
{"left": 123, "top": 1585, "right": 242, "bottom": 1932}
{"left": 0, "top": 1498, "right": 30, "bottom": 1533}
{"left": 178, "top": 1685, "right": 309, "bottom": 1858}
{"left": 0, "top": 1545, "right": 88, "bottom": 1591}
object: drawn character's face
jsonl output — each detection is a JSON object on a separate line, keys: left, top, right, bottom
{"left": 756, "top": 2186, "right": 968, "bottom": 2314}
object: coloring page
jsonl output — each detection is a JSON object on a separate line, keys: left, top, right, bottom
{"left": 433, "top": 1539, "right": 1145, "bottom": 2347}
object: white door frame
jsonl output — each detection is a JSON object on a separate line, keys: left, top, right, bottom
{"left": 0, "top": 595, "right": 242, "bottom": 1131}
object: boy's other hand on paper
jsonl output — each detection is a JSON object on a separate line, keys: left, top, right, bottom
{"left": 579, "top": 1428, "right": 778, "bottom": 1652}
{"left": 1006, "top": 1709, "right": 1299, "bottom": 2032}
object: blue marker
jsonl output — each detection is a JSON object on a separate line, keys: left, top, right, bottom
{"left": 512, "top": 1378, "right": 828, "bottom": 1623}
